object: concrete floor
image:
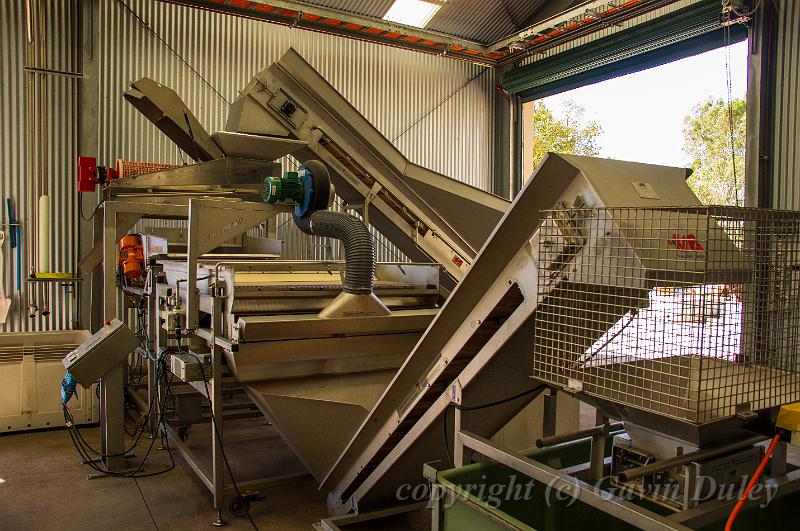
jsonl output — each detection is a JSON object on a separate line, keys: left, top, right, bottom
{"left": 0, "top": 402, "right": 591, "bottom": 531}
{"left": 4, "top": 402, "right": 795, "bottom": 530}
{"left": 0, "top": 419, "right": 430, "bottom": 531}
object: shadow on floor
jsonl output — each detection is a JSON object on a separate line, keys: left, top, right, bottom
{"left": 0, "top": 418, "right": 428, "bottom": 531}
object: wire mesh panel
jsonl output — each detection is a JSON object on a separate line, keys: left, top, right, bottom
{"left": 532, "top": 206, "right": 800, "bottom": 424}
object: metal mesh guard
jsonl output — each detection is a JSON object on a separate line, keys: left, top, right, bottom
{"left": 532, "top": 206, "right": 800, "bottom": 424}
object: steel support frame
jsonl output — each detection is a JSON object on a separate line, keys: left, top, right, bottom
{"left": 99, "top": 201, "right": 153, "bottom": 471}
{"left": 447, "top": 426, "right": 800, "bottom": 530}
{"left": 453, "top": 429, "right": 691, "bottom": 531}
{"left": 744, "top": 0, "right": 777, "bottom": 208}
{"left": 99, "top": 195, "right": 305, "bottom": 519}
{"left": 325, "top": 157, "right": 589, "bottom": 511}
{"left": 163, "top": 263, "right": 309, "bottom": 520}
{"left": 316, "top": 502, "right": 429, "bottom": 531}
{"left": 493, "top": 64, "right": 523, "bottom": 200}
{"left": 168, "top": 0, "right": 678, "bottom": 67}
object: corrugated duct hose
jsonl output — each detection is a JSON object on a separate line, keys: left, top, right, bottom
{"left": 294, "top": 210, "right": 375, "bottom": 294}
{"left": 264, "top": 159, "right": 389, "bottom": 316}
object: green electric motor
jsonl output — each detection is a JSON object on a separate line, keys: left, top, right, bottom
{"left": 263, "top": 171, "right": 305, "bottom": 205}
{"left": 262, "top": 161, "right": 332, "bottom": 220}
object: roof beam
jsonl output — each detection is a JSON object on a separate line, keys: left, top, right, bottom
{"left": 162, "top": 0, "right": 494, "bottom": 63}
{"left": 158, "top": 0, "right": 684, "bottom": 66}
{"left": 489, "top": 0, "right": 684, "bottom": 64}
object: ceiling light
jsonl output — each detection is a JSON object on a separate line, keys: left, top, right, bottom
{"left": 383, "top": 0, "right": 443, "bottom": 28}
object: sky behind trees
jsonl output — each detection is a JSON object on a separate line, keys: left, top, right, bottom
{"left": 539, "top": 40, "right": 748, "bottom": 168}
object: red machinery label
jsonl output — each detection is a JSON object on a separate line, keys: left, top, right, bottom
{"left": 667, "top": 233, "right": 705, "bottom": 252}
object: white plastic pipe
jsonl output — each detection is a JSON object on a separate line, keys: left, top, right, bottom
{"left": 38, "top": 194, "right": 50, "bottom": 274}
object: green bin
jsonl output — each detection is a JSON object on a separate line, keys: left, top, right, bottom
{"left": 435, "top": 436, "right": 798, "bottom": 531}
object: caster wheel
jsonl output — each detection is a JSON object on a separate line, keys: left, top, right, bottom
{"left": 229, "top": 495, "right": 250, "bottom": 518}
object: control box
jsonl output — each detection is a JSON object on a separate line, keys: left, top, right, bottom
{"left": 62, "top": 319, "right": 139, "bottom": 386}
{"left": 170, "top": 352, "right": 211, "bottom": 382}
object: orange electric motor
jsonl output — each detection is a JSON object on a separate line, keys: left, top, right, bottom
{"left": 119, "top": 235, "right": 144, "bottom": 278}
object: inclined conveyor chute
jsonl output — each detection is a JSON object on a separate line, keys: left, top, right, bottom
{"left": 319, "top": 154, "right": 702, "bottom": 513}
{"left": 225, "top": 48, "right": 509, "bottom": 284}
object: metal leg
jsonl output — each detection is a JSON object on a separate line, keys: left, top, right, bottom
{"left": 771, "top": 440, "right": 788, "bottom": 477}
{"left": 452, "top": 406, "right": 464, "bottom": 468}
{"left": 589, "top": 417, "right": 608, "bottom": 482}
{"left": 595, "top": 408, "right": 606, "bottom": 426}
{"left": 543, "top": 388, "right": 557, "bottom": 438}
{"left": 213, "top": 508, "right": 227, "bottom": 527}
{"left": 146, "top": 355, "right": 158, "bottom": 434}
{"left": 146, "top": 271, "right": 159, "bottom": 434}
{"left": 211, "top": 343, "right": 225, "bottom": 518}
{"left": 430, "top": 483, "right": 442, "bottom": 531}
{"left": 100, "top": 363, "right": 127, "bottom": 471}
{"left": 682, "top": 462, "right": 700, "bottom": 510}
{"left": 100, "top": 206, "right": 142, "bottom": 472}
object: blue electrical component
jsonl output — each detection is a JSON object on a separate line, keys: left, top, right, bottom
{"left": 295, "top": 166, "right": 316, "bottom": 219}
{"left": 61, "top": 371, "right": 78, "bottom": 404}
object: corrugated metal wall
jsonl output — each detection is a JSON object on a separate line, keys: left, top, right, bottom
{"left": 771, "top": 0, "right": 800, "bottom": 210}
{"left": 1, "top": 0, "right": 81, "bottom": 332}
{"left": 1, "top": 0, "right": 495, "bottom": 331}
{"left": 98, "top": 1, "right": 495, "bottom": 183}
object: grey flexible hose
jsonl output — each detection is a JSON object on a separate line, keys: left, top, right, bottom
{"left": 294, "top": 211, "right": 375, "bottom": 294}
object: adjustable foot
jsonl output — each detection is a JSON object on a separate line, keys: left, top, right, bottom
{"left": 212, "top": 509, "right": 227, "bottom": 527}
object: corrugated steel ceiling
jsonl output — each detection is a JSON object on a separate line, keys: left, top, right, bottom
{"left": 301, "top": 0, "right": 392, "bottom": 19}
{"left": 169, "top": 1, "right": 685, "bottom": 65}
{"left": 300, "top": 0, "right": 552, "bottom": 43}
{"left": 427, "top": 0, "right": 551, "bottom": 43}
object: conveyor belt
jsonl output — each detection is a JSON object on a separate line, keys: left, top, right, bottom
{"left": 227, "top": 48, "right": 509, "bottom": 285}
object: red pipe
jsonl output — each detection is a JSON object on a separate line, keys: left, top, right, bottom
{"left": 724, "top": 434, "right": 781, "bottom": 531}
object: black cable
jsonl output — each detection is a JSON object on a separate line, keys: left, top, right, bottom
{"left": 78, "top": 192, "right": 106, "bottom": 222}
{"left": 442, "top": 386, "right": 547, "bottom": 469}
{"left": 116, "top": 0, "right": 230, "bottom": 106}
{"left": 124, "top": 408, "right": 139, "bottom": 437}
{"left": 73, "top": 350, "right": 171, "bottom": 458}
{"left": 179, "top": 345, "right": 260, "bottom": 531}
{"left": 391, "top": 67, "right": 490, "bottom": 143}
{"left": 442, "top": 405, "right": 454, "bottom": 469}
{"left": 456, "top": 386, "right": 546, "bottom": 411}
{"left": 63, "top": 351, "right": 176, "bottom": 478}
{"left": 69, "top": 374, "right": 176, "bottom": 478}
{"left": 69, "top": 355, "right": 165, "bottom": 457}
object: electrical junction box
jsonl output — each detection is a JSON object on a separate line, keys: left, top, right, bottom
{"left": 62, "top": 319, "right": 139, "bottom": 387}
{"left": 170, "top": 352, "right": 211, "bottom": 382}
